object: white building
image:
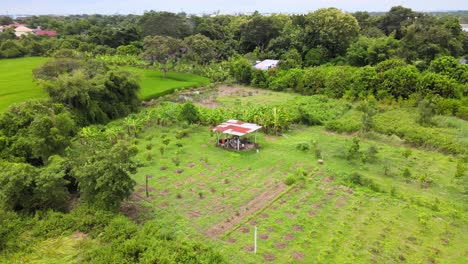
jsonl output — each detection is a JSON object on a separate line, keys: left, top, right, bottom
{"left": 254, "top": 59, "right": 279, "bottom": 70}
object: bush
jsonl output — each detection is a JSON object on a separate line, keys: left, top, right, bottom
{"left": 325, "top": 110, "right": 362, "bottom": 133}
{"left": 284, "top": 175, "right": 297, "bottom": 186}
{"left": 290, "top": 96, "right": 350, "bottom": 125}
{"left": 296, "top": 142, "right": 310, "bottom": 151}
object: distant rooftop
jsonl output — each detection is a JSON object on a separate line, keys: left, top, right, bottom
{"left": 254, "top": 60, "right": 279, "bottom": 70}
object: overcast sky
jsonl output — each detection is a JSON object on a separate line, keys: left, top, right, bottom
{"left": 1, "top": 0, "right": 467, "bottom": 15}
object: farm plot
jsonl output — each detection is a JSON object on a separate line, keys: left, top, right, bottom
{"left": 121, "top": 67, "right": 211, "bottom": 100}
{"left": 0, "top": 57, "right": 49, "bottom": 112}
{"left": 132, "top": 124, "right": 467, "bottom": 263}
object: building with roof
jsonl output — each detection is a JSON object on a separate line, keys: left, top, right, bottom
{"left": 35, "top": 30, "right": 57, "bottom": 37}
{"left": 14, "top": 25, "right": 33, "bottom": 37}
{"left": 461, "top": 24, "right": 468, "bottom": 32}
{"left": 212, "top": 120, "right": 262, "bottom": 151}
{"left": 254, "top": 59, "right": 279, "bottom": 70}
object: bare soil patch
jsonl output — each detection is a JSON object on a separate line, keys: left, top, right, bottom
{"left": 309, "top": 211, "right": 317, "bottom": 217}
{"left": 187, "top": 162, "right": 196, "bottom": 168}
{"left": 275, "top": 242, "right": 287, "bottom": 249}
{"left": 263, "top": 253, "right": 276, "bottom": 262}
{"left": 249, "top": 219, "right": 258, "bottom": 226}
{"left": 185, "top": 177, "right": 196, "bottom": 183}
{"left": 206, "top": 182, "right": 288, "bottom": 237}
{"left": 227, "top": 238, "right": 237, "bottom": 244}
{"left": 265, "top": 136, "right": 278, "bottom": 141}
{"left": 292, "top": 252, "right": 305, "bottom": 260}
{"left": 324, "top": 176, "right": 334, "bottom": 183}
{"left": 284, "top": 234, "right": 295, "bottom": 241}
{"left": 174, "top": 169, "right": 184, "bottom": 174}
{"left": 285, "top": 212, "right": 295, "bottom": 218}
{"left": 159, "top": 189, "right": 170, "bottom": 197}
{"left": 243, "top": 245, "right": 254, "bottom": 252}
{"left": 240, "top": 226, "right": 250, "bottom": 233}
{"left": 187, "top": 211, "right": 201, "bottom": 218}
{"left": 260, "top": 234, "right": 269, "bottom": 240}
{"left": 260, "top": 213, "right": 269, "bottom": 218}
{"left": 292, "top": 225, "right": 304, "bottom": 232}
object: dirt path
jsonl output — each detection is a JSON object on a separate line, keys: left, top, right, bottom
{"left": 206, "top": 182, "right": 288, "bottom": 238}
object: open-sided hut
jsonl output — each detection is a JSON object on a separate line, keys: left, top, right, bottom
{"left": 212, "top": 120, "right": 262, "bottom": 151}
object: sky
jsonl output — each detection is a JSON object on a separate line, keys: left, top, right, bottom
{"left": 1, "top": 0, "right": 467, "bottom": 15}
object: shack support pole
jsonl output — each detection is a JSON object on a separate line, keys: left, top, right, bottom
{"left": 254, "top": 226, "right": 257, "bottom": 254}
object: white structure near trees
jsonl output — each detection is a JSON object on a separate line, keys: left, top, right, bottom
{"left": 254, "top": 59, "right": 279, "bottom": 70}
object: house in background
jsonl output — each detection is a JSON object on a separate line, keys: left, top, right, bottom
{"left": 254, "top": 59, "right": 279, "bottom": 70}
{"left": 0, "top": 23, "right": 57, "bottom": 37}
{"left": 461, "top": 24, "right": 468, "bottom": 32}
{"left": 35, "top": 30, "right": 57, "bottom": 37}
{"left": 14, "top": 25, "right": 33, "bottom": 37}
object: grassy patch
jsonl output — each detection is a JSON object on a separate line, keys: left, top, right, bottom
{"left": 129, "top": 122, "right": 467, "bottom": 263}
{"left": 121, "top": 67, "right": 211, "bottom": 100}
{"left": 0, "top": 57, "right": 49, "bottom": 112}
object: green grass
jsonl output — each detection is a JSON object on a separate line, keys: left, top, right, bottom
{"left": 0, "top": 57, "right": 49, "bottom": 112}
{"left": 0, "top": 59, "right": 210, "bottom": 112}
{"left": 121, "top": 67, "right": 211, "bottom": 100}
{"left": 131, "top": 123, "right": 467, "bottom": 263}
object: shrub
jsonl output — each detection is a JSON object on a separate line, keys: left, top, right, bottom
{"left": 347, "top": 137, "right": 361, "bottom": 160}
{"left": 366, "top": 145, "right": 379, "bottom": 162}
{"left": 172, "top": 157, "right": 181, "bottom": 167}
{"left": 284, "top": 175, "right": 297, "bottom": 186}
{"left": 325, "top": 110, "right": 362, "bottom": 133}
{"left": 290, "top": 96, "right": 350, "bottom": 125}
{"left": 146, "top": 143, "right": 153, "bottom": 150}
{"left": 296, "top": 142, "right": 310, "bottom": 151}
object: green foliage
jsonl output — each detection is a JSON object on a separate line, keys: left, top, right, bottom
{"left": 402, "top": 167, "right": 412, "bottom": 179}
{"left": 356, "top": 98, "right": 377, "bottom": 132}
{"left": 69, "top": 139, "right": 137, "bottom": 210}
{"left": 40, "top": 61, "right": 140, "bottom": 125}
{"left": 417, "top": 99, "right": 436, "bottom": 126}
{"left": 228, "top": 56, "right": 252, "bottom": 84}
{"left": 374, "top": 109, "right": 466, "bottom": 154}
{"left": 366, "top": 145, "right": 379, "bottom": 163}
{"left": 269, "top": 68, "right": 304, "bottom": 91}
{"left": 325, "top": 110, "right": 363, "bottom": 133}
{"left": 455, "top": 159, "right": 465, "bottom": 179}
{"left": 179, "top": 101, "right": 201, "bottom": 124}
{"left": 0, "top": 161, "right": 37, "bottom": 211}
{"left": 304, "top": 8, "right": 360, "bottom": 57}
{"left": 284, "top": 174, "right": 297, "bottom": 186}
{"left": 183, "top": 34, "right": 217, "bottom": 65}
{"left": 290, "top": 96, "right": 350, "bottom": 125}
{"left": 347, "top": 137, "right": 361, "bottom": 160}
{"left": 296, "top": 142, "right": 310, "bottom": 151}
{"left": 143, "top": 35, "right": 184, "bottom": 78}
{"left": 0, "top": 100, "right": 77, "bottom": 165}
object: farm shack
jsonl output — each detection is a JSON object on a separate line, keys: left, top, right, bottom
{"left": 212, "top": 120, "right": 262, "bottom": 151}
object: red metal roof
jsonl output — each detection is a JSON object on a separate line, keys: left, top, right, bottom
{"left": 212, "top": 120, "right": 262, "bottom": 136}
{"left": 35, "top": 30, "right": 57, "bottom": 36}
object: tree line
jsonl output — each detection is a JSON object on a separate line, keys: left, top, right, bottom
{"left": 1, "top": 6, "right": 467, "bottom": 66}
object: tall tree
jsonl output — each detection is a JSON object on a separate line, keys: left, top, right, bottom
{"left": 143, "top": 35, "right": 184, "bottom": 78}
{"left": 303, "top": 8, "right": 360, "bottom": 58}
{"left": 139, "top": 11, "right": 191, "bottom": 38}
{"left": 70, "top": 139, "right": 137, "bottom": 210}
